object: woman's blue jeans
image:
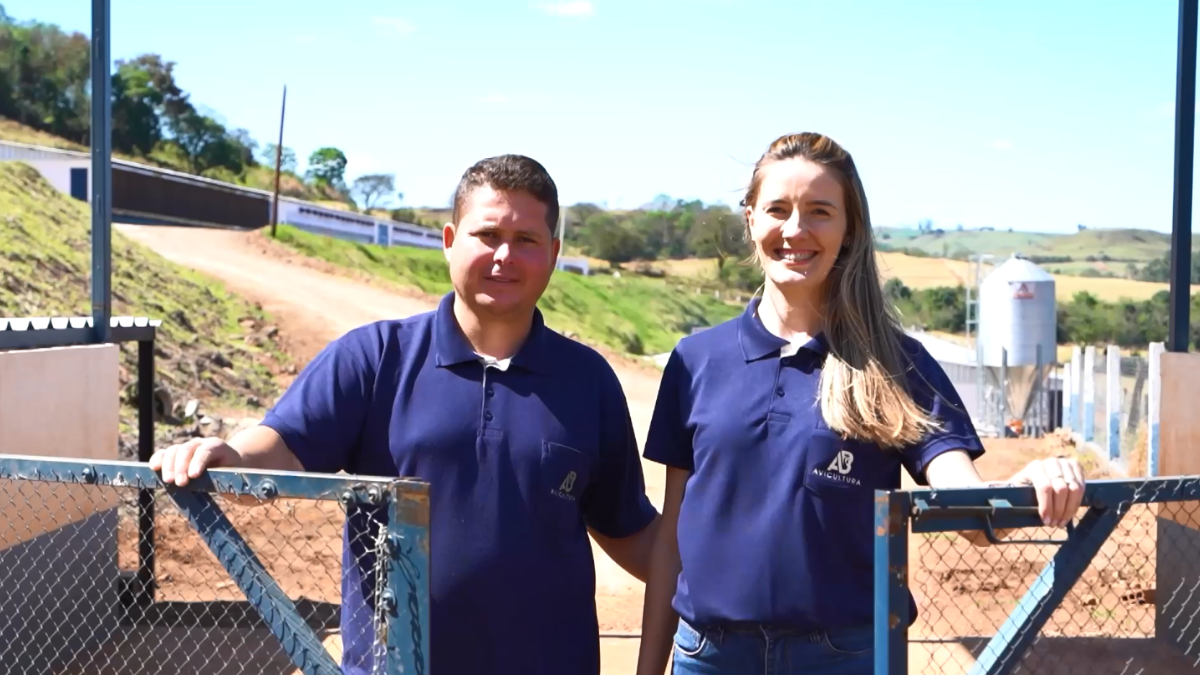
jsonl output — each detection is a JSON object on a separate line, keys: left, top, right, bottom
{"left": 671, "top": 618, "right": 873, "bottom": 675}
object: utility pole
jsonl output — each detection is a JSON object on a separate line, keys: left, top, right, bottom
{"left": 270, "top": 85, "right": 287, "bottom": 238}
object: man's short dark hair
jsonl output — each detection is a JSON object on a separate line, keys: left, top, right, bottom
{"left": 451, "top": 154, "right": 560, "bottom": 236}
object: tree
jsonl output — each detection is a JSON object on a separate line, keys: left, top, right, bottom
{"left": 306, "top": 147, "right": 348, "bottom": 189}
{"left": 111, "top": 59, "right": 165, "bottom": 155}
{"left": 581, "top": 213, "right": 647, "bottom": 264}
{"left": 686, "top": 208, "right": 746, "bottom": 269}
{"left": 351, "top": 173, "right": 397, "bottom": 211}
{"left": 259, "top": 143, "right": 297, "bottom": 173}
{"left": 168, "top": 109, "right": 230, "bottom": 172}
{"left": 0, "top": 17, "right": 91, "bottom": 142}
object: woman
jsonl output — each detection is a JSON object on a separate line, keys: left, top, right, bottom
{"left": 635, "top": 132, "right": 1086, "bottom": 675}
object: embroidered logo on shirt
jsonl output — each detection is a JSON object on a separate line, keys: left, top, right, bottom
{"left": 552, "top": 471, "right": 578, "bottom": 500}
{"left": 813, "top": 450, "right": 862, "bottom": 486}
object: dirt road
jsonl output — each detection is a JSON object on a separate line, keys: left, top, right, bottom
{"left": 117, "top": 223, "right": 661, "bottom": 673}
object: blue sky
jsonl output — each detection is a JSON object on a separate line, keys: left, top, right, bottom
{"left": 2, "top": 0, "right": 1191, "bottom": 233}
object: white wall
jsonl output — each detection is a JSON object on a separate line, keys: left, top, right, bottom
{"left": 557, "top": 256, "right": 590, "bottom": 275}
{"left": 17, "top": 159, "right": 90, "bottom": 201}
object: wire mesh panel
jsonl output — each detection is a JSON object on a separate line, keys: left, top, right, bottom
{"left": 0, "top": 456, "right": 429, "bottom": 675}
{"left": 880, "top": 478, "right": 1200, "bottom": 675}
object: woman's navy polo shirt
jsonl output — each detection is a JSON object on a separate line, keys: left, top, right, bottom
{"left": 643, "top": 297, "right": 984, "bottom": 631}
{"left": 261, "top": 292, "right": 658, "bottom": 675}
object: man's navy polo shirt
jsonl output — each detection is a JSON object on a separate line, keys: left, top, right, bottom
{"left": 261, "top": 292, "right": 658, "bottom": 674}
{"left": 643, "top": 297, "right": 984, "bottom": 631}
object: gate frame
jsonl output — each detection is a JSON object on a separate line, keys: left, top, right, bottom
{"left": 873, "top": 477, "right": 1200, "bottom": 675}
{"left": 0, "top": 454, "right": 432, "bottom": 674}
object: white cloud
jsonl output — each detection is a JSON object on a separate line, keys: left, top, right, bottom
{"left": 533, "top": 1, "right": 595, "bottom": 17}
{"left": 371, "top": 17, "right": 415, "bottom": 37}
{"left": 991, "top": 139, "right": 1013, "bottom": 150}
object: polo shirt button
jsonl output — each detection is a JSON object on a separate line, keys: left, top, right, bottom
{"left": 484, "top": 411, "right": 493, "bottom": 421}
{"left": 776, "top": 387, "right": 785, "bottom": 397}
{"left": 485, "top": 388, "right": 495, "bottom": 397}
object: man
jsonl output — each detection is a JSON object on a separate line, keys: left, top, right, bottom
{"left": 150, "top": 154, "right": 661, "bottom": 674}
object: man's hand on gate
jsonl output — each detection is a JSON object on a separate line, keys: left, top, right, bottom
{"left": 150, "top": 437, "right": 245, "bottom": 487}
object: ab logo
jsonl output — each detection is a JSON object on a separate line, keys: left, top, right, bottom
{"left": 559, "top": 471, "right": 577, "bottom": 494}
{"left": 827, "top": 450, "right": 855, "bottom": 475}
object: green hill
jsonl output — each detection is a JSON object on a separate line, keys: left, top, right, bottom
{"left": 0, "top": 162, "right": 290, "bottom": 452}
{"left": 269, "top": 224, "right": 741, "bottom": 356}
{"left": 875, "top": 225, "right": 1187, "bottom": 263}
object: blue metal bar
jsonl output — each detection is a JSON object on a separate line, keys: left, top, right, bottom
{"left": 135, "top": 338, "right": 157, "bottom": 607}
{"left": 1170, "top": 0, "right": 1197, "bottom": 353}
{"left": 968, "top": 505, "right": 1125, "bottom": 675}
{"left": 90, "top": 0, "right": 113, "bottom": 343}
{"left": 874, "top": 490, "right": 910, "bottom": 675}
{"left": 385, "top": 480, "right": 432, "bottom": 675}
{"left": 0, "top": 455, "right": 421, "bottom": 501}
{"left": 908, "top": 477, "right": 1200, "bottom": 535}
{"left": 169, "top": 488, "right": 342, "bottom": 675}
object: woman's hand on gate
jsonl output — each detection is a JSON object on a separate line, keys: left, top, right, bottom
{"left": 1008, "top": 457, "right": 1087, "bottom": 529}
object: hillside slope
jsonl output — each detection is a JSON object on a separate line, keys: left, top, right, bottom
{"left": 0, "top": 162, "right": 291, "bottom": 454}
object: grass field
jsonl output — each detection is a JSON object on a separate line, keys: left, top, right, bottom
{"left": 269, "top": 225, "right": 742, "bottom": 356}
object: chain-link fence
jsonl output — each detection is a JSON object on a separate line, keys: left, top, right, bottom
{"left": 877, "top": 477, "right": 1200, "bottom": 674}
{"left": 0, "top": 456, "right": 430, "bottom": 675}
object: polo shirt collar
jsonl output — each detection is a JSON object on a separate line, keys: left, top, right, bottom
{"left": 433, "top": 292, "right": 550, "bottom": 374}
{"left": 737, "top": 296, "right": 829, "bottom": 362}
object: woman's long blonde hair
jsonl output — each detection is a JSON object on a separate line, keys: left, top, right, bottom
{"left": 742, "top": 132, "right": 938, "bottom": 448}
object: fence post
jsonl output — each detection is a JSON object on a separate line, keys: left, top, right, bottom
{"left": 874, "top": 489, "right": 910, "bottom": 675}
{"left": 1073, "top": 346, "right": 1083, "bottom": 431}
{"left": 1106, "top": 345, "right": 1121, "bottom": 461}
{"left": 1034, "top": 344, "right": 1045, "bottom": 437}
{"left": 385, "top": 481, "right": 431, "bottom": 675}
{"left": 135, "top": 338, "right": 157, "bottom": 609}
{"left": 1082, "top": 346, "right": 1096, "bottom": 443}
{"left": 1062, "top": 360, "right": 1073, "bottom": 432}
{"left": 1000, "top": 348, "right": 1009, "bottom": 434}
{"left": 1148, "top": 341, "right": 1164, "bottom": 477}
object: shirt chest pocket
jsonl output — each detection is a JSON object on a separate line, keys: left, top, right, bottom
{"left": 538, "top": 441, "right": 594, "bottom": 536}
{"left": 802, "top": 430, "right": 880, "bottom": 499}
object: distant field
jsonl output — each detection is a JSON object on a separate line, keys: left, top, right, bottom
{"left": 638, "top": 252, "right": 1197, "bottom": 303}
{"left": 875, "top": 226, "right": 1186, "bottom": 263}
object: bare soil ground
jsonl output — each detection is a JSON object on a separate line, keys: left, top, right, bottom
{"left": 109, "top": 224, "right": 1193, "bottom": 675}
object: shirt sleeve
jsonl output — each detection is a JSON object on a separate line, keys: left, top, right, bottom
{"left": 641, "top": 348, "right": 695, "bottom": 471}
{"left": 899, "top": 343, "right": 986, "bottom": 485}
{"left": 260, "top": 327, "right": 377, "bottom": 475}
{"left": 579, "top": 363, "right": 660, "bottom": 539}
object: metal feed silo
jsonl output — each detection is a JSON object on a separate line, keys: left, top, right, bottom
{"left": 977, "top": 254, "right": 1057, "bottom": 367}
{"left": 975, "top": 255, "right": 1057, "bottom": 437}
